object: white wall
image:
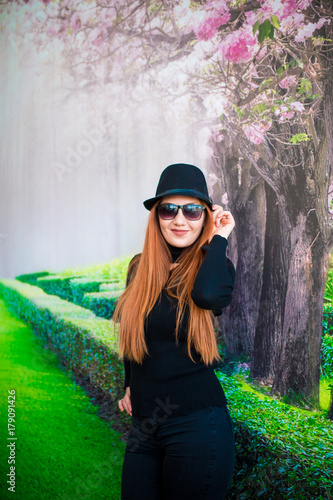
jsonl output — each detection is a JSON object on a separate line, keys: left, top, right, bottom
{"left": 0, "top": 35, "right": 210, "bottom": 278}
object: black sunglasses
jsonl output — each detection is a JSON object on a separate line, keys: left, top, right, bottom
{"left": 157, "top": 203, "right": 206, "bottom": 221}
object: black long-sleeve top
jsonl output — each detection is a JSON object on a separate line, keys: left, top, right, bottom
{"left": 123, "top": 235, "right": 235, "bottom": 417}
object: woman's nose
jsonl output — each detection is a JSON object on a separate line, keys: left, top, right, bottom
{"left": 173, "top": 208, "right": 187, "bottom": 224}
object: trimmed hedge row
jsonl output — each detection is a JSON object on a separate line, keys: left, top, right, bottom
{"left": 1, "top": 278, "right": 332, "bottom": 499}
{"left": 16, "top": 270, "right": 52, "bottom": 286}
{"left": 0, "top": 278, "right": 126, "bottom": 409}
{"left": 69, "top": 278, "right": 122, "bottom": 307}
{"left": 218, "top": 373, "right": 333, "bottom": 499}
{"left": 15, "top": 271, "right": 125, "bottom": 320}
{"left": 99, "top": 282, "right": 124, "bottom": 292}
{"left": 36, "top": 274, "right": 81, "bottom": 302}
{"left": 82, "top": 290, "right": 123, "bottom": 319}
{"left": 55, "top": 256, "right": 132, "bottom": 283}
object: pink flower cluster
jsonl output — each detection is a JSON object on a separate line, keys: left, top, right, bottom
{"left": 261, "top": 0, "right": 297, "bottom": 20}
{"left": 290, "top": 101, "right": 305, "bottom": 112}
{"left": 236, "top": 362, "right": 250, "bottom": 374}
{"left": 220, "top": 29, "right": 257, "bottom": 63}
{"left": 195, "top": 10, "right": 230, "bottom": 41}
{"left": 279, "top": 75, "right": 298, "bottom": 89}
{"left": 243, "top": 122, "right": 271, "bottom": 144}
{"left": 295, "top": 17, "right": 330, "bottom": 42}
{"left": 70, "top": 13, "right": 81, "bottom": 32}
{"left": 90, "top": 26, "right": 108, "bottom": 46}
{"left": 275, "top": 105, "right": 295, "bottom": 122}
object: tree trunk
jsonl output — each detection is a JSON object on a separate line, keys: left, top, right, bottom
{"left": 220, "top": 111, "right": 331, "bottom": 402}
{"left": 251, "top": 184, "right": 289, "bottom": 380}
{"left": 210, "top": 139, "right": 265, "bottom": 355}
{"left": 272, "top": 211, "right": 328, "bottom": 404}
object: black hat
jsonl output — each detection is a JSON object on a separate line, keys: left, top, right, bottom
{"left": 143, "top": 163, "right": 213, "bottom": 211}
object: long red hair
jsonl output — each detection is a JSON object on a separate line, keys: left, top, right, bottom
{"left": 113, "top": 201, "right": 220, "bottom": 365}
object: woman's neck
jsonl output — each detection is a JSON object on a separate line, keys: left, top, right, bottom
{"left": 167, "top": 243, "right": 184, "bottom": 263}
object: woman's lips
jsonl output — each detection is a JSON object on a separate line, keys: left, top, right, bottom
{"left": 171, "top": 229, "right": 189, "bottom": 236}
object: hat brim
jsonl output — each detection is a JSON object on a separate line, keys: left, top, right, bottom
{"left": 143, "top": 189, "right": 213, "bottom": 211}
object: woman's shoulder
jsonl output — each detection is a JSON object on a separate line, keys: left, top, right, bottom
{"left": 126, "top": 253, "right": 141, "bottom": 286}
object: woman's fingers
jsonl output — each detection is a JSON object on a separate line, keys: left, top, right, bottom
{"left": 212, "top": 205, "right": 224, "bottom": 227}
{"left": 212, "top": 207, "right": 233, "bottom": 228}
{"left": 209, "top": 207, "right": 235, "bottom": 241}
{"left": 118, "top": 395, "right": 132, "bottom": 416}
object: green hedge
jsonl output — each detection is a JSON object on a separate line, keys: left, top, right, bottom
{"left": 218, "top": 373, "right": 333, "bottom": 499}
{"left": 14, "top": 259, "right": 129, "bottom": 314}
{"left": 99, "top": 282, "right": 123, "bottom": 292}
{"left": 0, "top": 278, "right": 332, "bottom": 499}
{"left": 15, "top": 270, "right": 53, "bottom": 286}
{"left": 36, "top": 275, "right": 80, "bottom": 302}
{"left": 82, "top": 290, "right": 123, "bottom": 319}
{"left": 69, "top": 278, "right": 121, "bottom": 306}
{"left": 0, "top": 278, "right": 126, "bottom": 408}
{"left": 57, "top": 257, "right": 132, "bottom": 283}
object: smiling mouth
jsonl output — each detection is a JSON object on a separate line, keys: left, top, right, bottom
{"left": 171, "top": 230, "right": 189, "bottom": 236}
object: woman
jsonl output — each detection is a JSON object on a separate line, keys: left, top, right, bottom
{"left": 115, "top": 163, "right": 236, "bottom": 500}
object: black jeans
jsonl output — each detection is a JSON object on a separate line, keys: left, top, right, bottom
{"left": 121, "top": 405, "right": 235, "bottom": 500}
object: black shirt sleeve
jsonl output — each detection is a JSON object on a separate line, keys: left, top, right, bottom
{"left": 124, "top": 358, "right": 131, "bottom": 390}
{"left": 191, "top": 235, "right": 235, "bottom": 315}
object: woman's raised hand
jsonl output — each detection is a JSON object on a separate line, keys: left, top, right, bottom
{"left": 210, "top": 205, "right": 235, "bottom": 241}
{"left": 118, "top": 386, "right": 132, "bottom": 416}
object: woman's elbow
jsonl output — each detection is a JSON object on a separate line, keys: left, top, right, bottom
{"left": 191, "top": 289, "right": 233, "bottom": 310}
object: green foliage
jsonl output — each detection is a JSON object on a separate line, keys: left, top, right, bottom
{"left": 217, "top": 373, "right": 333, "bottom": 499}
{"left": 323, "top": 304, "right": 333, "bottom": 336}
{"left": 16, "top": 256, "right": 131, "bottom": 311}
{"left": 297, "top": 77, "right": 312, "bottom": 95}
{"left": 70, "top": 277, "right": 122, "bottom": 306}
{"left": 270, "top": 15, "right": 280, "bottom": 30}
{"left": 15, "top": 270, "right": 53, "bottom": 286}
{"left": 99, "top": 282, "right": 123, "bottom": 292}
{"left": 58, "top": 256, "right": 132, "bottom": 285}
{"left": 312, "top": 36, "right": 332, "bottom": 47}
{"left": 257, "top": 19, "right": 275, "bottom": 44}
{"left": 107, "top": 257, "right": 132, "bottom": 283}
{"left": 289, "top": 133, "right": 310, "bottom": 144}
{"left": 277, "top": 59, "right": 302, "bottom": 76}
{"left": 252, "top": 102, "right": 268, "bottom": 115}
{"left": 36, "top": 274, "right": 79, "bottom": 301}
{"left": 253, "top": 16, "right": 279, "bottom": 44}
{"left": 82, "top": 290, "right": 123, "bottom": 319}
{"left": 324, "top": 268, "right": 333, "bottom": 306}
{"left": 322, "top": 335, "right": 333, "bottom": 379}
{"left": 322, "top": 268, "right": 333, "bottom": 379}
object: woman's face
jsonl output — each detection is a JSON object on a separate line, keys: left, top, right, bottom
{"left": 158, "top": 195, "right": 206, "bottom": 248}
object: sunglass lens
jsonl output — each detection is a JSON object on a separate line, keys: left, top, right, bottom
{"left": 158, "top": 204, "right": 178, "bottom": 219}
{"left": 183, "top": 205, "right": 203, "bottom": 220}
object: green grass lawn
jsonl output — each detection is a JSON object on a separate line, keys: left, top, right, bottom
{"left": 0, "top": 299, "right": 125, "bottom": 500}
{"left": 235, "top": 374, "right": 332, "bottom": 413}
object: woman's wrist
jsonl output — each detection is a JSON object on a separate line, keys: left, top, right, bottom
{"left": 209, "top": 227, "right": 233, "bottom": 242}
{"left": 215, "top": 227, "right": 232, "bottom": 240}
